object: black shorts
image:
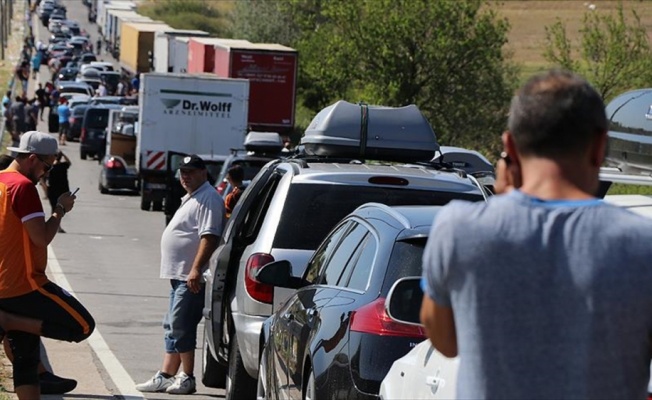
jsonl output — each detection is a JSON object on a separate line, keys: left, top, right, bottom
{"left": 58, "top": 121, "right": 70, "bottom": 134}
{"left": 0, "top": 282, "right": 95, "bottom": 386}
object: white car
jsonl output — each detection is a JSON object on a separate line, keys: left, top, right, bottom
{"left": 380, "top": 340, "right": 459, "bottom": 400}
{"left": 379, "top": 277, "right": 459, "bottom": 400}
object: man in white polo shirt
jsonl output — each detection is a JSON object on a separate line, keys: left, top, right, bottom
{"left": 136, "top": 154, "right": 225, "bottom": 395}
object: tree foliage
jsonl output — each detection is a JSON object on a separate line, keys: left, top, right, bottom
{"left": 544, "top": 4, "right": 651, "bottom": 101}
{"left": 137, "top": 0, "right": 230, "bottom": 36}
{"left": 232, "top": 0, "right": 518, "bottom": 154}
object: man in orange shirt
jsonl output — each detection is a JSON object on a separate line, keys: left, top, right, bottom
{"left": 0, "top": 131, "right": 95, "bottom": 399}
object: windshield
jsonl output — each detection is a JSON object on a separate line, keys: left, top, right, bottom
{"left": 85, "top": 109, "right": 110, "bottom": 129}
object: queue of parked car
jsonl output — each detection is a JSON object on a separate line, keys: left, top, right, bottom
{"left": 195, "top": 101, "right": 495, "bottom": 400}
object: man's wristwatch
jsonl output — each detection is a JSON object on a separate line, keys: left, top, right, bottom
{"left": 55, "top": 203, "right": 66, "bottom": 217}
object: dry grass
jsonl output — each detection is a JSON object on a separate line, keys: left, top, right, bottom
{"left": 496, "top": 0, "right": 652, "bottom": 74}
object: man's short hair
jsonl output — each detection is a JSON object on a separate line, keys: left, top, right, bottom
{"left": 227, "top": 164, "right": 244, "bottom": 182}
{"left": 507, "top": 69, "right": 607, "bottom": 158}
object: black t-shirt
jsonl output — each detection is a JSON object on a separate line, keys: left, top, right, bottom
{"left": 35, "top": 88, "right": 46, "bottom": 102}
{"left": 47, "top": 162, "right": 70, "bottom": 198}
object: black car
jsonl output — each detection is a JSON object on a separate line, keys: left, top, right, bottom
{"left": 258, "top": 204, "right": 444, "bottom": 400}
{"left": 80, "top": 104, "right": 122, "bottom": 160}
{"left": 68, "top": 105, "right": 88, "bottom": 141}
{"left": 57, "top": 67, "right": 79, "bottom": 82}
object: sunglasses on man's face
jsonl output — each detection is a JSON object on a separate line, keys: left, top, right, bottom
{"left": 36, "top": 156, "right": 52, "bottom": 172}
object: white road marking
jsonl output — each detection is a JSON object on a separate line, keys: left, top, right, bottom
{"left": 49, "top": 247, "right": 145, "bottom": 400}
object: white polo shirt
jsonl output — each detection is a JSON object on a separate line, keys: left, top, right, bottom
{"left": 160, "top": 181, "right": 225, "bottom": 280}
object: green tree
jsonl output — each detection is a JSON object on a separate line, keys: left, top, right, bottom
{"left": 544, "top": 3, "right": 651, "bottom": 101}
{"left": 137, "top": 0, "right": 230, "bottom": 36}
{"left": 314, "top": 0, "right": 518, "bottom": 153}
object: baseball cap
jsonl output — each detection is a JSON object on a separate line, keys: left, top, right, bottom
{"left": 179, "top": 154, "right": 206, "bottom": 170}
{"left": 7, "top": 131, "right": 58, "bottom": 155}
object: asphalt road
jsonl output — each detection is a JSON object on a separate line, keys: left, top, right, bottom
{"left": 26, "top": 2, "right": 227, "bottom": 399}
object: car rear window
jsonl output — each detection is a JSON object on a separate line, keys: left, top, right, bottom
{"left": 84, "top": 109, "right": 109, "bottom": 129}
{"left": 381, "top": 239, "right": 426, "bottom": 296}
{"left": 273, "top": 184, "right": 482, "bottom": 250}
{"left": 73, "top": 106, "right": 88, "bottom": 116}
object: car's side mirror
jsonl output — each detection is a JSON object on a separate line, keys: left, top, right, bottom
{"left": 256, "top": 260, "right": 309, "bottom": 290}
{"left": 385, "top": 277, "right": 424, "bottom": 326}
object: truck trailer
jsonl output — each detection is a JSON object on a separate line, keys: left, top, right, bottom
{"left": 119, "top": 21, "right": 172, "bottom": 76}
{"left": 153, "top": 29, "right": 210, "bottom": 73}
{"left": 136, "top": 73, "right": 250, "bottom": 211}
{"left": 213, "top": 42, "right": 298, "bottom": 135}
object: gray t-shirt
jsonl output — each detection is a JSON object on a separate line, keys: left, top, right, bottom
{"left": 160, "top": 181, "right": 225, "bottom": 280}
{"left": 422, "top": 190, "right": 652, "bottom": 400}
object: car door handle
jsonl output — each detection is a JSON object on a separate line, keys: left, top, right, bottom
{"left": 426, "top": 375, "right": 446, "bottom": 394}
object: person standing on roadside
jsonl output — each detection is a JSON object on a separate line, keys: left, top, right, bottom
{"left": 40, "top": 151, "right": 71, "bottom": 233}
{"left": 56, "top": 98, "right": 70, "bottom": 146}
{"left": 10, "top": 96, "right": 26, "bottom": 146}
{"left": 420, "top": 69, "right": 652, "bottom": 400}
{"left": 0, "top": 131, "right": 95, "bottom": 400}
{"left": 136, "top": 155, "right": 225, "bottom": 395}
{"left": 35, "top": 83, "right": 46, "bottom": 121}
{"left": 224, "top": 164, "right": 245, "bottom": 218}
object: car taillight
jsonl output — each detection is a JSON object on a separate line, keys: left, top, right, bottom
{"left": 216, "top": 180, "right": 227, "bottom": 195}
{"left": 105, "top": 157, "right": 124, "bottom": 169}
{"left": 350, "top": 298, "right": 426, "bottom": 338}
{"left": 244, "top": 253, "right": 275, "bottom": 304}
{"left": 80, "top": 128, "right": 87, "bottom": 141}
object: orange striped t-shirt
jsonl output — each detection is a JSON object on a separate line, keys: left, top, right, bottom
{"left": 0, "top": 170, "right": 49, "bottom": 298}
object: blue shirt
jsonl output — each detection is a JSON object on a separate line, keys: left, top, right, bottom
{"left": 422, "top": 190, "right": 652, "bottom": 400}
{"left": 57, "top": 104, "right": 70, "bottom": 124}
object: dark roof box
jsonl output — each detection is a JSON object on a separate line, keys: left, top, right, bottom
{"left": 431, "top": 146, "right": 494, "bottom": 174}
{"left": 244, "top": 131, "right": 283, "bottom": 154}
{"left": 301, "top": 100, "right": 439, "bottom": 163}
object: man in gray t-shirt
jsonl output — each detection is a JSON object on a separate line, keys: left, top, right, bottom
{"left": 421, "top": 70, "right": 652, "bottom": 400}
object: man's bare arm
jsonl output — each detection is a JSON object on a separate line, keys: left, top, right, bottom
{"left": 420, "top": 294, "right": 458, "bottom": 357}
{"left": 23, "top": 211, "right": 64, "bottom": 248}
{"left": 186, "top": 234, "right": 219, "bottom": 293}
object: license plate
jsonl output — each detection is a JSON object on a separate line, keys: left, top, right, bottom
{"left": 145, "top": 183, "right": 167, "bottom": 190}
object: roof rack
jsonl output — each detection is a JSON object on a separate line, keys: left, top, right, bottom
{"left": 301, "top": 100, "right": 440, "bottom": 163}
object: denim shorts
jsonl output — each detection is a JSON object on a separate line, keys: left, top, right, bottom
{"left": 163, "top": 279, "right": 205, "bottom": 353}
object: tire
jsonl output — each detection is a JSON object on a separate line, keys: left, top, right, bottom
{"left": 202, "top": 332, "right": 227, "bottom": 388}
{"left": 225, "top": 335, "right": 257, "bottom": 400}
{"left": 140, "top": 197, "right": 151, "bottom": 211}
{"left": 152, "top": 200, "right": 163, "bottom": 212}
{"left": 99, "top": 182, "right": 108, "bottom": 194}
{"left": 80, "top": 150, "right": 87, "bottom": 160}
{"left": 303, "top": 367, "right": 316, "bottom": 400}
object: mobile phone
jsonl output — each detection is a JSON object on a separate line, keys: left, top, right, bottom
{"left": 71, "top": 188, "right": 80, "bottom": 196}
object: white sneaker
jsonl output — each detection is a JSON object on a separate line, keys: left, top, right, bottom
{"left": 135, "top": 371, "right": 175, "bottom": 392}
{"left": 166, "top": 372, "right": 197, "bottom": 395}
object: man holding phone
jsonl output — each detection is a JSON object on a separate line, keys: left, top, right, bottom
{"left": 0, "top": 131, "right": 95, "bottom": 399}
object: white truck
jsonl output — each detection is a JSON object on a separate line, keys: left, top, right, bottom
{"left": 137, "top": 73, "right": 250, "bottom": 211}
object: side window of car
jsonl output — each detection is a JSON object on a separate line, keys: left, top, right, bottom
{"left": 241, "top": 172, "right": 282, "bottom": 241}
{"left": 319, "top": 223, "right": 368, "bottom": 286}
{"left": 304, "top": 221, "right": 352, "bottom": 284}
{"left": 341, "top": 234, "right": 377, "bottom": 292}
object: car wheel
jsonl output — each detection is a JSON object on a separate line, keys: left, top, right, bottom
{"left": 202, "top": 332, "right": 226, "bottom": 388}
{"left": 99, "top": 182, "right": 108, "bottom": 194}
{"left": 152, "top": 200, "right": 163, "bottom": 212}
{"left": 80, "top": 150, "right": 87, "bottom": 160}
{"left": 303, "top": 367, "right": 316, "bottom": 400}
{"left": 225, "top": 335, "right": 257, "bottom": 400}
{"left": 140, "top": 197, "right": 151, "bottom": 211}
